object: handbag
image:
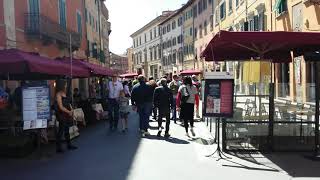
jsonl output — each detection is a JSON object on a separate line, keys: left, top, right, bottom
{"left": 181, "top": 86, "right": 190, "bottom": 104}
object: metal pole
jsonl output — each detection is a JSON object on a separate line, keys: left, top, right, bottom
{"left": 314, "top": 62, "right": 319, "bottom": 157}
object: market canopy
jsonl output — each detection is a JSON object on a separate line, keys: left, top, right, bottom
{"left": 0, "top": 49, "right": 90, "bottom": 80}
{"left": 119, "top": 72, "right": 138, "bottom": 78}
{"left": 180, "top": 69, "right": 202, "bottom": 76}
{"left": 56, "top": 57, "right": 114, "bottom": 77}
{"left": 201, "top": 30, "right": 320, "bottom": 63}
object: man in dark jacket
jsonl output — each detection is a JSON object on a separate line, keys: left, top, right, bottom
{"left": 131, "top": 75, "right": 153, "bottom": 136}
{"left": 153, "top": 78, "right": 173, "bottom": 137}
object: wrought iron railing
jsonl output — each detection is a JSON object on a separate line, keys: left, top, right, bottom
{"left": 24, "top": 13, "right": 81, "bottom": 48}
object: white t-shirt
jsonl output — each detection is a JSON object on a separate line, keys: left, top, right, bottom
{"left": 178, "top": 84, "right": 197, "bottom": 104}
{"left": 108, "top": 81, "right": 123, "bottom": 99}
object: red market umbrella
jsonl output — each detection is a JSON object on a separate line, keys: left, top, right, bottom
{"left": 180, "top": 69, "right": 202, "bottom": 76}
{"left": 201, "top": 31, "right": 320, "bottom": 63}
{"left": 0, "top": 49, "right": 90, "bottom": 80}
{"left": 56, "top": 57, "right": 114, "bottom": 77}
{"left": 119, "top": 73, "right": 138, "bottom": 78}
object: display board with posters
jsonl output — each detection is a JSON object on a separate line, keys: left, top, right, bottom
{"left": 22, "top": 86, "right": 50, "bottom": 130}
{"left": 203, "top": 72, "right": 234, "bottom": 117}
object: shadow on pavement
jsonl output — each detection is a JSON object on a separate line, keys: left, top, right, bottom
{"left": 263, "top": 153, "right": 320, "bottom": 178}
{"left": 144, "top": 135, "right": 190, "bottom": 144}
{"left": 0, "top": 113, "right": 142, "bottom": 180}
{"left": 227, "top": 151, "right": 320, "bottom": 178}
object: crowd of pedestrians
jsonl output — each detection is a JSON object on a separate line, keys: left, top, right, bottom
{"left": 53, "top": 73, "right": 202, "bottom": 153}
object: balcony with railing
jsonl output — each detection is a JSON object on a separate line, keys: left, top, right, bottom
{"left": 24, "top": 13, "right": 81, "bottom": 49}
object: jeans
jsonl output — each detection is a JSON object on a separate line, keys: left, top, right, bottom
{"left": 172, "top": 97, "right": 177, "bottom": 122}
{"left": 108, "top": 98, "right": 120, "bottom": 129}
{"left": 181, "top": 103, "right": 194, "bottom": 133}
{"left": 137, "top": 102, "right": 152, "bottom": 131}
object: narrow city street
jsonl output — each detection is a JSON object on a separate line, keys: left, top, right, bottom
{"left": 1, "top": 110, "right": 320, "bottom": 180}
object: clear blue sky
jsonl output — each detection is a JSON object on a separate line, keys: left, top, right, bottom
{"left": 104, "top": 0, "right": 188, "bottom": 55}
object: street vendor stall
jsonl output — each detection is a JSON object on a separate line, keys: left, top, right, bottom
{"left": 119, "top": 72, "right": 138, "bottom": 79}
{"left": 180, "top": 69, "right": 202, "bottom": 76}
{"left": 201, "top": 30, "right": 320, "bottom": 155}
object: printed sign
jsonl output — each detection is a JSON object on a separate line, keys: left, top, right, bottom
{"left": 203, "top": 72, "right": 234, "bottom": 117}
{"left": 23, "top": 86, "right": 50, "bottom": 130}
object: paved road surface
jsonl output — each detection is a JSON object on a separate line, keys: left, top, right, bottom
{"left": 1, "top": 111, "right": 319, "bottom": 180}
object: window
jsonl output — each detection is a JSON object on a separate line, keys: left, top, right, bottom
{"left": 173, "top": 52, "right": 177, "bottom": 64}
{"left": 76, "top": 11, "right": 82, "bottom": 36}
{"left": 215, "top": 8, "right": 219, "bottom": 25}
{"left": 163, "top": 27, "right": 166, "bottom": 34}
{"left": 59, "top": 0, "right": 67, "bottom": 30}
{"left": 150, "top": 48, "right": 153, "bottom": 60}
{"left": 202, "top": 0, "right": 207, "bottom": 10}
{"left": 199, "top": 25, "right": 203, "bottom": 38}
{"left": 275, "top": 0, "right": 288, "bottom": 16}
{"left": 89, "top": 12, "right": 92, "bottom": 25}
{"left": 158, "top": 46, "right": 161, "bottom": 58}
{"left": 193, "top": 5, "right": 198, "bottom": 18}
{"left": 139, "top": 36, "right": 141, "bottom": 45}
{"left": 154, "top": 47, "right": 157, "bottom": 60}
{"left": 139, "top": 52, "right": 142, "bottom": 63}
{"left": 158, "top": 26, "right": 161, "bottom": 36}
{"left": 150, "top": 30, "right": 152, "bottom": 40}
{"left": 194, "top": 28, "right": 198, "bottom": 40}
{"left": 209, "top": 0, "right": 213, "bottom": 4}
{"left": 144, "top": 33, "right": 147, "bottom": 43}
{"left": 210, "top": 15, "right": 213, "bottom": 31}
{"left": 96, "top": 21, "right": 98, "bottom": 32}
{"left": 198, "top": 1, "right": 202, "bottom": 14}
{"left": 229, "top": 0, "right": 233, "bottom": 13}
{"left": 189, "top": 27, "right": 193, "bottom": 36}
{"left": 167, "top": 24, "right": 171, "bottom": 32}
{"left": 172, "top": 37, "right": 176, "bottom": 46}
{"left": 178, "top": 17, "right": 183, "bottom": 26}
{"left": 235, "top": 0, "right": 239, "bottom": 7}
{"left": 204, "top": 21, "right": 207, "bottom": 35}
{"left": 172, "top": 21, "right": 176, "bottom": 30}
{"left": 92, "top": 17, "right": 94, "bottom": 29}
{"left": 154, "top": 27, "right": 157, "bottom": 38}
{"left": 29, "top": 0, "right": 40, "bottom": 14}
{"left": 220, "top": 1, "right": 226, "bottom": 20}
{"left": 144, "top": 49, "right": 147, "bottom": 62}
{"left": 253, "top": 15, "right": 259, "bottom": 31}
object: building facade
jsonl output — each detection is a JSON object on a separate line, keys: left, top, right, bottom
{"left": 182, "top": 0, "right": 196, "bottom": 70}
{"left": 100, "top": 2, "right": 111, "bottom": 68}
{"left": 193, "top": 0, "right": 215, "bottom": 72}
{"left": 126, "top": 47, "right": 134, "bottom": 73}
{"left": 131, "top": 11, "right": 172, "bottom": 79}
{"left": 159, "top": 10, "right": 184, "bottom": 76}
{"left": 110, "top": 52, "right": 128, "bottom": 74}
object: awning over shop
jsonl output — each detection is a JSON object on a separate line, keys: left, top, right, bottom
{"left": 119, "top": 73, "right": 138, "bottom": 78}
{"left": 56, "top": 57, "right": 114, "bottom": 77}
{"left": 0, "top": 49, "right": 90, "bottom": 80}
{"left": 201, "top": 31, "right": 320, "bottom": 63}
{"left": 180, "top": 69, "right": 202, "bottom": 76}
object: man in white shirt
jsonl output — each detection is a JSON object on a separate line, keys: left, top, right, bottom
{"left": 107, "top": 76, "right": 123, "bottom": 131}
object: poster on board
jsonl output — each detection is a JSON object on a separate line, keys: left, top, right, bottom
{"left": 22, "top": 86, "right": 50, "bottom": 130}
{"left": 203, "top": 72, "right": 234, "bottom": 117}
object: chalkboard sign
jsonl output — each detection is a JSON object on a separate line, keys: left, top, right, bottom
{"left": 203, "top": 72, "right": 234, "bottom": 117}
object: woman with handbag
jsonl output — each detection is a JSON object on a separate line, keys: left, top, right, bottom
{"left": 176, "top": 76, "right": 197, "bottom": 137}
{"left": 55, "top": 80, "right": 77, "bottom": 153}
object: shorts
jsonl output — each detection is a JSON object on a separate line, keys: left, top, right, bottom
{"left": 120, "top": 111, "right": 130, "bottom": 119}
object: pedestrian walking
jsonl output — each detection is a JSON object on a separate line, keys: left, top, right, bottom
{"left": 107, "top": 76, "right": 123, "bottom": 131}
{"left": 192, "top": 75, "right": 201, "bottom": 118}
{"left": 169, "top": 75, "right": 180, "bottom": 123}
{"left": 153, "top": 78, "right": 173, "bottom": 137}
{"left": 177, "top": 76, "right": 198, "bottom": 137}
{"left": 55, "top": 80, "right": 77, "bottom": 153}
{"left": 119, "top": 90, "right": 130, "bottom": 133}
{"left": 147, "top": 77, "right": 158, "bottom": 120}
{"left": 131, "top": 75, "right": 153, "bottom": 137}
